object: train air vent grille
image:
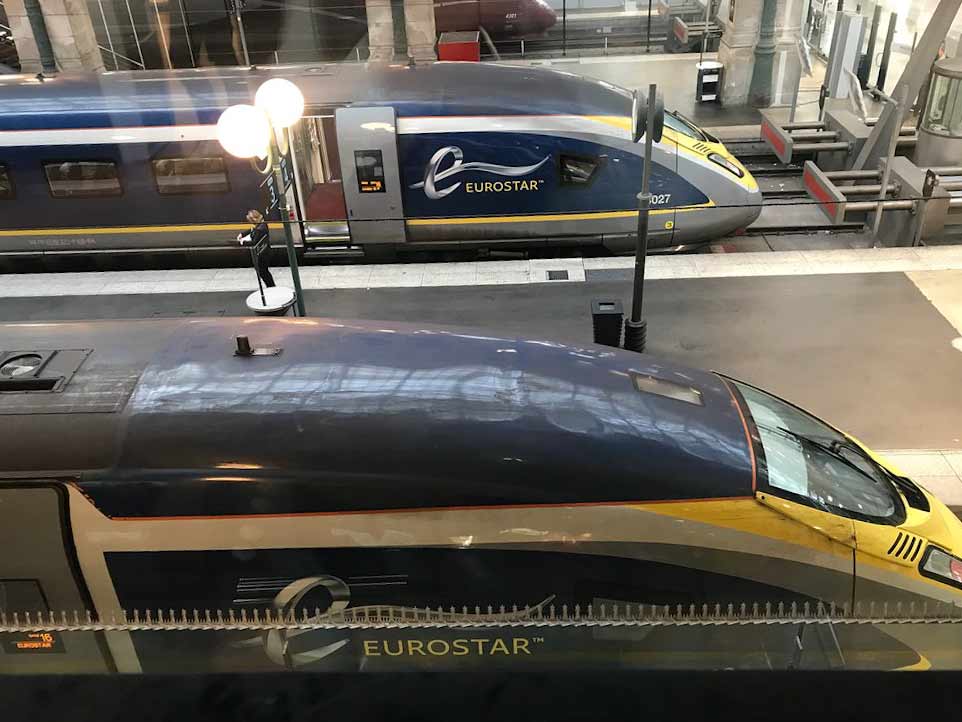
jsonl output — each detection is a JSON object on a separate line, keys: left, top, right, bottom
{"left": 693, "top": 142, "right": 711, "bottom": 154}
{"left": 885, "top": 531, "right": 925, "bottom": 563}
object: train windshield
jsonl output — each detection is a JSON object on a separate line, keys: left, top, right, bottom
{"left": 663, "top": 111, "right": 707, "bottom": 141}
{"left": 729, "top": 380, "right": 902, "bottom": 522}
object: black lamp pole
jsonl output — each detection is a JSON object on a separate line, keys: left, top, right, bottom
{"left": 625, "top": 82, "right": 657, "bottom": 353}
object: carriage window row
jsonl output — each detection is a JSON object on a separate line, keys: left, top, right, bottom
{"left": 0, "top": 159, "right": 232, "bottom": 200}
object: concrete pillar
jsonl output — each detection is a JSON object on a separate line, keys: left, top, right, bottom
{"left": 403, "top": 0, "right": 436, "bottom": 61}
{"left": 769, "top": 0, "right": 804, "bottom": 105}
{"left": 5, "top": 0, "right": 44, "bottom": 72}
{"left": 718, "top": 0, "right": 762, "bottom": 105}
{"left": 366, "top": 0, "right": 396, "bottom": 61}
{"left": 22, "top": 0, "right": 105, "bottom": 72}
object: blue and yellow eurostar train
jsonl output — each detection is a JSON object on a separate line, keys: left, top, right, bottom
{"left": 0, "top": 62, "right": 761, "bottom": 261}
{"left": 1, "top": 317, "right": 961, "bottom": 673}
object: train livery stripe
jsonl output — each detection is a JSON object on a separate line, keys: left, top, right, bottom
{"left": 0, "top": 205, "right": 714, "bottom": 236}
{"left": 0, "top": 124, "right": 219, "bottom": 146}
{"left": 407, "top": 203, "right": 713, "bottom": 226}
{"left": 86, "top": 492, "right": 758, "bottom": 522}
{"left": 397, "top": 115, "right": 632, "bottom": 138}
{"left": 0, "top": 223, "right": 265, "bottom": 237}
{"left": 0, "top": 116, "right": 635, "bottom": 146}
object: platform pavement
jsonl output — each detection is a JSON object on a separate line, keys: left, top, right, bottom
{"left": 881, "top": 451, "right": 962, "bottom": 513}
{"left": 509, "top": 51, "right": 827, "bottom": 125}
{"left": 4, "top": 247, "right": 962, "bottom": 296}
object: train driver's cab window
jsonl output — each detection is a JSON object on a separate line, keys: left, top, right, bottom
{"left": 152, "top": 157, "right": 230, "bottom": 195}
{"left": 559, "top": 155, "right": 599, "bottom": 186}
{"left": 663, "top": 111, "right": 708, "bottom": 141}
{"left": 354, "top": 149, "right": 386, "bottom": 193}
{"left": 0, "top": 164, "right": 13, "bottom": 200}
{"left": 44, "top": 161, "right": 122, "bottom": 198}
{"left": 730, "top": 380, "right": 901, "bottom": 522}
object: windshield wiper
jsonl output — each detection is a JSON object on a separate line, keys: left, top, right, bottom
{"left": 822, "top": 436, "right": 930, "bottom": 510}
{"left": 755, "top": 423, "right": 885, "bottom": 486}
{"left": 757, "top": 423, "right": 929, "bottom": 511}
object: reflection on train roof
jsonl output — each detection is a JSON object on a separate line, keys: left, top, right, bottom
{"left": 0, "top": 63, "right": 633, "bottom": 128}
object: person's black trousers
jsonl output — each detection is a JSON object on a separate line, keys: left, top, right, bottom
{"left": 256, "top": 254, "right": 275, "bottom": 288}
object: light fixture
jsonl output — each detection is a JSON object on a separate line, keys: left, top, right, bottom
{"left": 255, "top": 77, "right": 305, "bottom": 129}
{"left": 216, "top": 104, "right": 271, "bottom": 159}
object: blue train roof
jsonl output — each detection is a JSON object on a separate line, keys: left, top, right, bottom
{"left": 2, "top": 318, "right": 754, "bottom": 517}
{"left": 0, "top": 62, "right": 634, "bottom": 130}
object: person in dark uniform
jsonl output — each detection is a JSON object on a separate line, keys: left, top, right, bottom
{"left": 237, "top": 209, "right": 275, "bottom": 288}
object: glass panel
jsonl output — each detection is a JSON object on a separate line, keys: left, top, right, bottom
{"left": 733, "top": 381, "right": 898, "bottom": 519}
{"left": 922, "top": 74, "right": 962, "bottom": 135}
{"left": 152, "top": 157, "right": 229, "bottom": 195}
{"left": 560, "top": 155, "right": 597, "bottom": 185}
{"left": 44, "top": 161, "right": 122, "bottom": 198}
{"left": 0, "top": 164, "right": 12, "bottom": 200}
{"left": 663, "top": 111, "right": 706, "bottom": 141}
{"left": 354, "top": 149, "right": 385, "bottom": 193}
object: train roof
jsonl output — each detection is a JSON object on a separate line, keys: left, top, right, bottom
{"left": 0, "top": 318, "right": 754, "bottom": 516}
{"left": 0, "top": 62, "right": 634, "bottom": 130}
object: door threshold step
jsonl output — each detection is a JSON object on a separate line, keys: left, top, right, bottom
{"left": 304, "top": 246, "right": 365, "bottom": 258}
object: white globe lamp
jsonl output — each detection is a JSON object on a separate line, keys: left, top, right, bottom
{"left": 255, "top": 78, "right": 305, "bottom": 129}
{"left": 216, "top": 104, "right": 271, "bottom": 159}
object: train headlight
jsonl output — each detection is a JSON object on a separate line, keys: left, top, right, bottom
{"left": 920, "top": 546, "right": 962, "bottom": 590}
{"left": 708, "top": 152, "right": 744, "bottom": 178}
{"left": 255, "top": 78, "right": 305, "bottom": 129}
{"left": 216, "top": 104, "right": 272, "bottom": 159}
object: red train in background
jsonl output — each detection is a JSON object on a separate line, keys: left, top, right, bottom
{"left": 434, "top": 0, "right": 557, "bottom": 37}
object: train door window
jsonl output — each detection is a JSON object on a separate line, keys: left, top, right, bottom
{"left": 559, "top": 155, "right": 600, "bottom": 186}
{"left": 152, "top": 157, "right": 230, "bottom": 195}
{"left": 0, "top": 164, "right": 13, "bottom": 199}
{"left": 44, "top": 161, "right": 122, "bottom": 198}
{"left": 355, "top": 149, "right": 386, "bottom": 193}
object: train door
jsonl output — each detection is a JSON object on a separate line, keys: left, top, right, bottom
{"left": 0, "top": 483, "right": 113, "bottom": 673}
{"left": 288, "top": 112, "right": 350, "bottom": 246}
{"left": 334, "top": 106, "right": 407, "bottom": 246}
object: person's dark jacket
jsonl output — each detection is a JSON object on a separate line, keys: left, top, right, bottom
{"left": 249, "top": 222, "right": 271, "bottom": 250}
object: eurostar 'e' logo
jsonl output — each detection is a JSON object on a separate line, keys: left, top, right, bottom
{"left": 411, "top": 146, "right": 550, "bottom": 199}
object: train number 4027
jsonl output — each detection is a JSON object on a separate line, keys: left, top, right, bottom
{"left": 651, "top": 193, "right": 672, "bottom": 205}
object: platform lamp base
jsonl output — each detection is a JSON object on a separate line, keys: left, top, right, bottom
{"left": 624, "top": 318, "right": 647, "bottom": 353}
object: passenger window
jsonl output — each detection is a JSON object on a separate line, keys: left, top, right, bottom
{"left": 0, "top": 164, "right": 13, "bottom": 200}
{"left": 44, "top": 161, "right": 121, "bottom": 198}
{"left": 559, "top": 155, "right": 599, "bottom": 186}
{"left": 152, "top": 157, "right": 230, "bottom": 195}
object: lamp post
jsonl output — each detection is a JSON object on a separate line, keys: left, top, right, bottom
{"left": 216, "top": 78, "right": 307, "bottom": 317}
{"left": 624, "top": 83, "right": 662, "bottom": 354}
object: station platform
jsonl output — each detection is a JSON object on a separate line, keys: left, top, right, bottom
{"left": 3, "top": 246, "right": 961, "bottom": 506}
{"left": 509, "top": 51, "right": 827, "bottom": 125}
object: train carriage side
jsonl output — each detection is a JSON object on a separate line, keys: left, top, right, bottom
{"left": 1, "top": 318, "right": 961, "bottom": 672}
{"left": 0, "top": 74, "right": 277, "bottom": 257}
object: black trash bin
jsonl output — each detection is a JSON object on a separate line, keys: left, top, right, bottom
{"left": 696, "top": 60, "right": 723, "bottom": 102}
